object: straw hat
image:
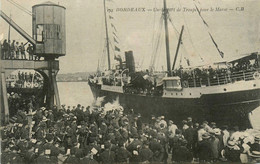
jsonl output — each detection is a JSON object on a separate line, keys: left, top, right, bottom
{"left": 214, "top": 128, "right": 221, "bottom": 136}
{"left": 42, "top": 117, "right": 47, "bottom": 122}
{"left": 255, "top": 134, "right": 260, "bottom": 142}
{"left": 202, "top": 133, "right": 210, "bottom": 139}
{"left": 40, "top": 107, "right": 46, "bottom": 111}
{"left": 227, "top": 140, "right": 237, "bottom": 148}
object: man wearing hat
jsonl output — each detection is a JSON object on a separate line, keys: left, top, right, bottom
{"left": 222, "top": 125, "right": 230, "bottom": 147}
{"left": 7, "top": 144, "right": 24, "bottom": 164}
{"left": 80, "top": 151, "right": 99, "bottom": 164}
{"left": 63, "top": 151, "right": 81, "bottom": 164}
{"left": 34, "top": 119, "right": 47, "bottom": 142}
{"left": 138, "top": 140, "right": 153, "bottom": 163}
{"left": 183, "top": 122, "right": 196, "bottom": 151}
{"left": 115, "top": 141, "right": 132, "bottom": 163}
{"left": 100, "top": 142, "right": 116, "bottom": 164}
{"left": 172, "top": 139, "right": 193, "bottom": 163}
{"left": 33, "top": 151, "right": 52, "bottom": 163}
{"left": 249, "top": 135, "right": 260, "bottom": 162}
{"left": 209, "top": 129, "right": 220, "bottom": 162}
{"left": 198, "top": 124, "right": 207, "bottom": 142}
{"left": 46, "top": 110, "right": 54, "bottom": 128}
{"left": 224, "top": 140, "right": 241, "bottom": 162}
{"left": 34, "top": 139, "right": 44, "bottom": 155}
{"left": 149, "top": 134, "right": 164, "bottom": 162}
{"left": 187, "top": 117, "right": 193, "bottom": 124}
{"left": 182, "top": 120, "right": 189, "bottom": 132}
{"left": 83, "top": 137, "right": 100, "bottom": 160}
{"left": 198, "top": 133, "right": 213, "bottom": 162}
{"left": 42, "top": 133, "right": 60, "bottom": 163}
{"left": 250, "top": 134, "right": 260, "bottom": 152}
{"left": 127, "top": 134, "right": 143, "bottom": 162}
{"left": 34, "top": 107, "right": 43, "bottom": 126}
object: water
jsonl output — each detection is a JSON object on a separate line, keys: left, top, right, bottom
{"left": 58, "top": 82, "right": 260, "bottom": 129}
{"left": 58, "top": 82, "right": 94, "bottom": 107}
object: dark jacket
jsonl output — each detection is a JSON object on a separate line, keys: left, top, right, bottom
{"left": 198, "top": 139, "right": 213, "bottom": 162}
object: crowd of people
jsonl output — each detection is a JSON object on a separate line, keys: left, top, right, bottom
{"left": 6, "top": 71, "right": 44, "bottom": 89}
{"left": 1, "top": 39, "right": 39, "bottom": 60}
{"left": 173, "top": 56, "right": 259, "bottom": 86}
{"left": 1, "top": 100, "right": 260, "bottom": 163}
{"left": 7, "top": 93, "right": 40, "bottom": 118}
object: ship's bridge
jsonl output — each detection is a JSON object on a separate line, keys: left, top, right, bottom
{"left": 162, "top": 76, "right": 182, "bottom": 90}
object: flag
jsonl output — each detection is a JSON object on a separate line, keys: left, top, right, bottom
{"left": 111, "top": 23, "right": 117, "bottom": 32}
{"left": 114, "top": 37, "right": 119, "bottom": 44}
{"left": 114, "top": 54, "right": 122, "bottom": 61}
{"left": 184, "top": 58, "right": 190, "bottom": 66}
{"left": 113, "top": 32, "right": 118, "bottom": 38}
{"left": 115, "top": 46, "right": 120, "bottom": 52}
{"left": 109, "top": 15, "right": 114, "bottom": 19}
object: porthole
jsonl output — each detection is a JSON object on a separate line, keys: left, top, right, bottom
{"left": 224, "top": 88, "right": 227, "bottom": 91}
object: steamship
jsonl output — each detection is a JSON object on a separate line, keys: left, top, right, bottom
{"left": 89, "top": 0, "right": 260, "bottom": 128}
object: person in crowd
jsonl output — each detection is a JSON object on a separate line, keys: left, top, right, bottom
{"left": 171, "top": 129, "right": 184, "bottom": 162}
{"left": 222, "top": 125, "right": 230, "bottom": 147}
{"left": 198, "top": 133, "right": 213, "bottom": 162}
{"left": 2, "top": 39, "right": 9, "bottom": 59}
{"left": 20, "top": 42, "right": 26, "bottom": 60}
{"left": 115, "top": 140, "right": 131, "bottom": 163}
{"left": 15, "top": 41, "right": 20, "bottom": 59}
{"left": 11, "top": 40, "right": 15, "bottom": 59}
{"left": 209, "top": 129, "right": 220, "bottom": 162}
{"left": 198, "top": 123, "right": 207, "bottom": 142}
{"left": 224, "top": 140, "right": 242, "bottom": 162}
{"left": 99, "top": 142, "right": 115, "bottom": 164}
{"left": 27, "top": 44, "right": 34, "bottom": 60}
{"left": 2, "top": 97, "right": 260, "bottom": 164}
{"left": 168, "top": 120, "right": 178, "bottom": 152}
{"left": 173, "top": 139, "right": 193, "bottom": 162}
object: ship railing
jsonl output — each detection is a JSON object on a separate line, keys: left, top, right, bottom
{"left": 183, "top": 69, "right": 259, "bottom": 88}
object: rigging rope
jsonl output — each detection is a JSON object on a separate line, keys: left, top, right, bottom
{"left": 177, "top": 0, "right": 204, "bottom": 62}
{"left": 193, "top": 0, "right": 225, "bottom": 58}
{"left": 6, "top": 0, "right": 33, "bottom": 16}
{"left": 99, "top": 14, "right": 106, "bottom": 72}
{"left": 149, "top": 15, "right": 164, "bottom": 72}
{"left": 168, "top": 15, "right": 180, "bottom": 36}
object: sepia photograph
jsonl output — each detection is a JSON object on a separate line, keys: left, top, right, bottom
{"left": 0, "top": 0, "right": 260, "bottom": 163}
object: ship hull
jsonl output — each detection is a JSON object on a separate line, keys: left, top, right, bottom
{"left": 89, "top": 83, "right": 260, "bottom": 129}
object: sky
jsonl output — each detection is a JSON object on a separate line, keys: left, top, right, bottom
{"left": 0, "top": 0, "right": 260, "bottom": 74}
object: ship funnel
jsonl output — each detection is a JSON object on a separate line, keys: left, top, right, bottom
{"left": 125, "top": 51, "right": 135, "bottom": 73}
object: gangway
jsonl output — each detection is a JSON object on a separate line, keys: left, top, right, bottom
{"left": 0, "top": 10, "right": 36, "bottom": 45}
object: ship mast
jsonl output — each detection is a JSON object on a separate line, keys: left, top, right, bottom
{"left": 103, "top": 0, "right": 111, "bottom": 70}
{"left": 172, "top": 25, "right": 184, "bottom": 70}
{"left": 163, "top": 0, "right": 171, "bottom": 76}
